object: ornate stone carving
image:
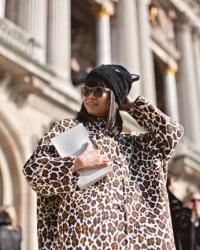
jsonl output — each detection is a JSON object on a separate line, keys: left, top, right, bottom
{"left": 91, "top": 1, "right": 114, "bottom": 18}
{"left": 174, "top": 12, "right": 193, "bottom": 32}
{"left": 165, "top": 63, "right": 178, "bottom": 75}
{"left": 0, "top": 18, "right": 43, "bottom": 62}
{"left": 5, "top": 75, "right": 34, "bottom": 107}
{"left": 149, "top": 3, "right": 176, "bottom": 42}
{"left": 149, "top": 3, "right": 159, "bottom": 27}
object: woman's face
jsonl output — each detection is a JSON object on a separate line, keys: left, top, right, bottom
{"left": 82, "top": 84, "right": 110, "bottom": 118}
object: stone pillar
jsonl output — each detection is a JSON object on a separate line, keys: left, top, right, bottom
{"left": 0, "top": 0, "right": 5, "bottom": 18}
{"left": 0, "top": 148, "right": 13, "bottom": 205}
{"left": 176, "top": 18, "right": 200, "bottom": 145}
{"left": 136, "top": 0, "right": 156, "bottom": 103}
{"left": 17, "top": 0, "right": 47, "bottom": 62}
{"left": 47, "top": 0, "right": 71, "bottom": 80}
{"left": 192, "top": 31, "right": 200, "bottom": 110}
{"left": 117, "top": 0, "right": 141, "bottom": 98}
{"left": 164, "top": 64, "right": 179, "bottom": 121}
{"left": 93, "top": 2, "right": 113, "bottom": 65}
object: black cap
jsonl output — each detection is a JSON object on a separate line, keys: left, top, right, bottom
{"left": 85, "top": 64, "right": 139, "bottom": 106}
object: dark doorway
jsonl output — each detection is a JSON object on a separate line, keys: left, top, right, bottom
{"left": 71, "top": 0, "right": 96, "bottom": 85}
{"left": 153, "top": 55, "right": 166, "bottom": 113}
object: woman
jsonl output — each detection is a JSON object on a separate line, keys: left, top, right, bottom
{"left": 23, "top": 64, "right": 184, "bottom": 250}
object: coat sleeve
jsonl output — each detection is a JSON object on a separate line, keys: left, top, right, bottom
{"left": 128, "top": 96, "right": 184, "bottom": 161}
{"left": 22, "top": 121, "right": 79, "bottom": 196}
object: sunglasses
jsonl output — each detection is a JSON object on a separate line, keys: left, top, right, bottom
{"left": 81, "top": 86, "right": 110, "bottom": 98}
{"left": 191, "top": 199, "right": 200, "bottom": 202}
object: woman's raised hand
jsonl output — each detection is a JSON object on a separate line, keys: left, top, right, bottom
{"left": 120, "top": 96, "right": 135, "bottom": 111}
{"left": 73, "top": 142, "right": 110, "bottom": 172}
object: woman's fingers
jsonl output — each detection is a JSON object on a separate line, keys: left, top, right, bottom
{"left": 74, "top": 144, "right": 111, "bottom": 171}
{"left": 76, "top": 143, "right": 111, "bottom": 170}
{"left": 89, "top": 151, "right": 110, "bottom": 167}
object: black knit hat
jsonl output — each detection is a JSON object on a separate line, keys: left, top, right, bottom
{"left": 85, "top": 64, "right": 139, "bottom": 106}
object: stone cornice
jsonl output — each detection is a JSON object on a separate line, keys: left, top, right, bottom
{"left": 173, "top": 138, "right": 200, "bottom": 168}
{"left": 170, "top": 139, "right": 200, "bottom": 186}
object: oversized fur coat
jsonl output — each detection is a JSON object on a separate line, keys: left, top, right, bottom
{"left": 23, "top": 96, "right": 184, "bottom": 250}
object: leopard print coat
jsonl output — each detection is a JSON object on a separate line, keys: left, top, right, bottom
{"left": 23, "top": 96, "right": 184, "bottom": 250}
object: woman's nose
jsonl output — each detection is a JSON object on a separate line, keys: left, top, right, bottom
{"left": 87, "top": 91, "right": 95, "bottom": 98}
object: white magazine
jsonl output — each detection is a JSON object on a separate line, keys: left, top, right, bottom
{"left": 51, "top": 123, "right": 112, "bottom": 189}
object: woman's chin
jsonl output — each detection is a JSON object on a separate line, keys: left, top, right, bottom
{"left": 87, "top": 110, "right": 106, "bottom": 118}
{"left": 87, "top": 111, "right": 100, "bottom": 118}
{"left": 85, "top": 106, "right": 108, "bottom": 118}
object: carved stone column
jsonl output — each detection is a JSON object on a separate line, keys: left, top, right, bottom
{"left": 17, "top": 0, "right": 47, "bottom": 62}
{"left": 93, "top": 2, "right": 114, "bottom": 65}
{"left": 176, "top": 17, "right": 200, "bottom": 145}
{"left": 164, "top": 64, "right": 179, "bottom": 121}
{"left": 136, "top": 0, "right": 156, "bottom": 103}
{"left": 47, "top": 0, "right": 71, "bottom": 80}
{"left": 117, "top": 0, "right": 141, "bottom": 97}
{"left": 0, "top": 0, "right": 5, "bottom": 17}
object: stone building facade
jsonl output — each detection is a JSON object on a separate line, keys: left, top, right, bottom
{"left": 0, "top": 0, "right": 200, "bottom": 249}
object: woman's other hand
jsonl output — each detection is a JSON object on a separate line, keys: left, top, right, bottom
{"left": 120, "top": 96, "right": 135, "bottom": 111}
{"left": 73, "top": 142, "right": 110, "bottom": 172}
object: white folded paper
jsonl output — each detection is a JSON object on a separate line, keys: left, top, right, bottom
{"left": 51, "top": 123, "right": 112, "bottom": 189}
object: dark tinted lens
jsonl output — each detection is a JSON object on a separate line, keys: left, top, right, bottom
{"left": 93, "top": 87, "right": 104, "bottom": 97}
{"left": 82, "top": 86, "right": 91, "bottom": 96}
{"left": 192, "top": 199, "right": 200, "bottom": 202}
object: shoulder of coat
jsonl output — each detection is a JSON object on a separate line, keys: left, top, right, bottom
{"left": 57, "top": 117, "right": 80, "bottom": 129}
{"left": 48, "top": 117, "right": 78, "bottom": 132}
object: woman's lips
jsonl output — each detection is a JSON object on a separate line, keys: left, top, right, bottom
{"left": 86, "top": 101, "right": 97, "bottom": 106}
